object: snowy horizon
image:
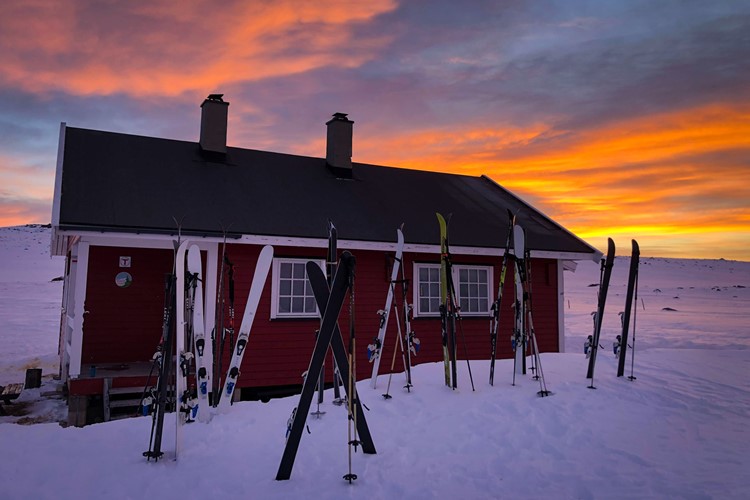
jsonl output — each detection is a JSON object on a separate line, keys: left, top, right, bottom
{"left": 1, "top": 225, "right": 748, "bottom": 499}
{"left": 5, "top": 223, "right": 750, "bottom": 263}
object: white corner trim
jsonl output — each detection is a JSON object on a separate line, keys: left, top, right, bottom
{"left": 68, "top": 241, "right": 89, "bottom": 378}
{"left": 557, "top": 260, "right": 565, "bottom": 353}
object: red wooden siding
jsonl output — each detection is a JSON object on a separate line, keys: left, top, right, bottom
{"left": 219, "top": 245, "right": 560, "bottom": 390}
{"left": 81, "top": 246, "right": 174, "bottom": 364}
{"left": 79, "top": 243, "right": 559, "bottom": 390}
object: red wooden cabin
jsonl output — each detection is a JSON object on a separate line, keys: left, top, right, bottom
{"left": 50, "top": 97, "right": 599, "bottom": 425}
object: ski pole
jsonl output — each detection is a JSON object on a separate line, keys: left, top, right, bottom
{"left": 382, "top": 305, "right": 402, "bottom": 399}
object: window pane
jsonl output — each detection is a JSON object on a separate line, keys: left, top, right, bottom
{"left": 305, "top": 280, "right": 313, "bottom": 295}
{"left": 430, "top": 283, "right": 440, "bottom": 297}
{"left": 430, "top": 298, "right": 440, "bottom": 312}
{"left": 420, "top": 298, "right": 429, "bottom": 312}
{"left": 469, "top": 269, "right": 478, "bottom": 282}
{"left": 292, "top": 297, "right": 304, "bottom": 313}
{"left": 460, "top": 298, "right": 469, "bottom": 310}
{"left": 280, "top": 262, "right": 292, "bottom": 279}
{"left": 478, "top": 269, "right": 487, "bottom": 281}
{"left": 479, "top": 299, "right": 488, "bottom": 312}
{"left": 479, "top": 284, "right": 488, "bottom": 298}
{"left": 421, "top": 267, "right": 429, "bottom": 281}
{"left": 429, "top": 267, "right": 439, "bottom": 281}
{"left": 292, "top": 279, "right": 304, "bottom": 295}
{"left": 305, "top": 297, "right": 317, "bottom": 313}
{"left": 420, "top": 283, "right": 429, "bottom": 296}
{"left": 470, "top": 298, "right": 479, "bottom": 312}
{"left": 460, "top": 284, "right": 468, "bottom": 297}
{"left": 280, "top": 279, "right": 291, "bottom": 295}
{"left": 293, "top": 263, "right": 305, "bottom": 279}
{"left": 460, "top": 268, "right": 468, "bottom": 281}
{"left": 469, "top": 284, "right": 478, "bottom": 297}
{"left": 279, "top": 297, "right": 291, "bottom": 313}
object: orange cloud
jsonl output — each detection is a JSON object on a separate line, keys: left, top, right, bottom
{"left": 0, "top": 0, "right": 397, "bottom": 97}
{"left": 346, "top": 104, "right": 750, "bottom": 260}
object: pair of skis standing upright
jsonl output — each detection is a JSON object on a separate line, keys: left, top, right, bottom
{"left": 585, "top": 239, "right": 641, "bottom": 388}
{"left": 369, "top": 217, "right": 477, "bottom": 393}
{"left": 144, "top": 237, "right": 274, "bottom": 462}
{"left": 488, "top": 210, "right": 550, "bottom": 395}
{"left": 368, "top": 227, "right": 420, "bottom": 396}
{"left": 277, "top": 225, "right": 377, "bottom": 482}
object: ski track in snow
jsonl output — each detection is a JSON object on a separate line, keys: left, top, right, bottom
{"left": 0, "top": 225, "right": 749, "bottom": 499}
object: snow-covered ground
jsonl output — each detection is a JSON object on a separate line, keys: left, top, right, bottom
{"left": 0, "top": 225, "right": 748, "bottom": 499}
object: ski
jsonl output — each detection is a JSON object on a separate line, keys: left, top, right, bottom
{"left": 144, "top": 239, "right": 188, "bottom": 461}
{"left": 512, "top": 225, "right": 527, "bottom": 378}
{"left": 617, "top": 240, "right": 640, "bottom": 378}
{"left": 328, "top": 221, "right": 344, "bottom": 404}
{"left": 187, "top": 244, "right": 213, "bottom": 422}
{"left": 436, "top": 213, "right": 453, "bottom": 388}
{"left": 586, "top": 238, "right": 615, "bottom": 387}
{"left": 175, "top": 240, "right": 193, "bottom": 458}
{"left": 399, "top": 249, "right": 419, "bottom": 391}
{"left": 490, "top": 209, "right": 514, "bottom": 385}
{"left": 520, "top": 241, "right": 551, "bottom": 396}
{"left": 369, "top": 228, "right": 405, "bottom": 388}
{"left": 445, "top": 237, "right": 476, "bottom": 392}
{"left": 276, "top": 253, "right": 376, "bottom": 481}
{"left": 218, "top": 245, "right": 274, "bottom": 409}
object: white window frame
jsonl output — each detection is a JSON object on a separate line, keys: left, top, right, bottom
{"left": 412, "top": 262, "right": 494, "bottom": 318}
{"left": 455, "top": 265, "right": 493, "bottom": 316}
{"left": 270, "top": 257, "right": 325, "bottom": 319}
{"left": 414, "top": 263, "right": 443, "bottom": 317}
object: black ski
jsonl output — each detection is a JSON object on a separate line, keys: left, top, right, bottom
{"left": 399, "top": 254, "right": 419, "bottom": 391}
{"left": 617, "top": 240, "right": 640, "bottom": 378}
{"left": 276, "top": 253, "right": 375, "bottom": 481}
{"left": 143, "top": 271, "right": 178, "bottom": 461}
{"left": 310, "top": 257, "right": 375, "bottom": 452}
{"left": 328, "top": 220, "right": 344, "bottom": 403}
{"left": 586, "top": 238, "right": 615, "bottom": 387}
{"left": 490, "top": 209, "right": 514, "bottom": 385}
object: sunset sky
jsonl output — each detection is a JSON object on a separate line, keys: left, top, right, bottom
{"left": 1, "top": 1, "right": 748, "bottom": 260}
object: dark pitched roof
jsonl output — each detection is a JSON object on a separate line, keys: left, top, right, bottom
{"left": 56, "top": 126, "right": 596, "bottom": 256}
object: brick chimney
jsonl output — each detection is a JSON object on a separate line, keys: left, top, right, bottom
{"left": 200, "top": 94, "right": 228, "bottom": 155}
{"left": 326, "top": 112, "right": 353, "bottom": 177}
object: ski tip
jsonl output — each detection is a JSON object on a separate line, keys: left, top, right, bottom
{"left": 340, "top": 250, "right": 356, "bottom": 269}
{"left": 259, "top": 245, "right": 274, "bottom": 260}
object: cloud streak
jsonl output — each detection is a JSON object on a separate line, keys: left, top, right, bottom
{"left": 0, "top": 0, "right": 397, "bottom": 96}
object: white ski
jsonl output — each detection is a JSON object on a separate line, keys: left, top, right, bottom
{"left": 218, "top": 245, "right": 274, "bottom": 409}
{"left": 370, "top": 229, "right": 405, "bottom": 389}
{"left": 187, "top": 244, "right": 213, "bottom": 422}
{"left": 174, "top": 239, "right": 191, "bottom": 459}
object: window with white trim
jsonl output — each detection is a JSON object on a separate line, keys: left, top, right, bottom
{"left": 270, "top": 258, "right": 325, "bottom": 319}
{"left": 413, "top": 262, "right": 493, "bottom": 317}
{"left": 457, "top": 267, "right": 491, "bottom": 314}
{"left": 415, "top": 264, "right": 442, "bottom": 316}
